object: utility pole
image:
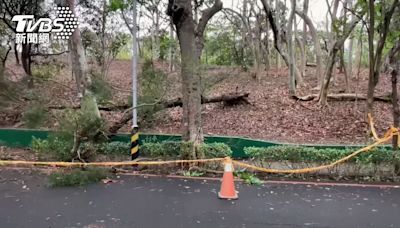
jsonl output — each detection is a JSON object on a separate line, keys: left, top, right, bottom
{"left": 131, "top": 0, "right": 139, "bottom": 161}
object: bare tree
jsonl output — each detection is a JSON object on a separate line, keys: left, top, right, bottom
{"left": 222, "top": 4, "right": 260, "bottom": 76}
{"left": 260, "top": 0, "right": 305, "bottom": 89}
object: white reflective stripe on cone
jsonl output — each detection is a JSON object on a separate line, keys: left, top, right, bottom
{"left": 224, "top": 163, "right": 233, "bottom": 172}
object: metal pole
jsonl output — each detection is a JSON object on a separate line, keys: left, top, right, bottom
{"left": 132, "top": 0, "right": 138, "bottom": 128}
{"left": 131, "top": 0, "right": 139, "bottom": 161}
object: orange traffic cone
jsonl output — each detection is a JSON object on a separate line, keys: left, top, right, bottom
{"left": 218, "top": 157, "right": 238, "bottom": 200}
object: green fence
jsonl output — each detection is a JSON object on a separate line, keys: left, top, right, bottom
{"left": 0, "top": 128, "right": 387, "bottom": 158}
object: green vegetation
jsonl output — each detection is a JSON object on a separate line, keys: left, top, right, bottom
{"left": 140, "top": 141, "right": 181, "bottom": 158}
{"left": 159, "top": 33, "right": 178, "bottom": 60}
{"left": 204, "top": 24, "right": 248, "bottom": 67}
{"left": 197, "top": 143, "right": 232, "bottom": 158}
{"left": 22, "top": 103, "right": 48, "bottom": 128}
{"left": 31, "top": 102, "right": 105, "bottom": 161}
{"left": 31, "top": 61, "right": 63, "bottom": 80}
{"left": 82, "top": 30, "right": 129, "bottom": 67}
{"left": 97, "top": 141, "right": 129, "bottom": 156}
{"left": 244, "top": 146, "right": 398, "bottom": 165}
{"left": 182, "top": 170, "right": 204, "bottom": 177}
{"left": 88, "top": 70, "right": 113, "bottom": 103}
{"left": 141, "top": 141, "right": 231, "bottom": 159}
{"left": 48, "top": 168, "right": 108, "bottom": 187}
{"left": 32, "top": 136, "right": 74, "bottom": 161}
{"left": 116, "top": 48, "right": 131, "bottom": 60}
{"left": 235, "top": 170, "right": 263, "bottom": 185}
{"left": 128, "top": 59, "right": 168, "bottom": 125}
{"left": 32, "top": 134, "right": 231, "bottom": 161}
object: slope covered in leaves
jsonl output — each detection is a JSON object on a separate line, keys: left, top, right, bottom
{"left": 1, "top": 58, "right": 398, "bottom": 145}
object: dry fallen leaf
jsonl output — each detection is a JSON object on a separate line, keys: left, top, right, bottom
{"left": 102, "top": 178, "right": 118, "bottom": 184}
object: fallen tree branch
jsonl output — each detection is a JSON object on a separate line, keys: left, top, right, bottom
{"left": 31, "top": 50, "right": 69, "bottom": 57}
{"left": 48, "top": 104, "right": 130, "bottom": 111}
{"left": 49, "top": 92, "right": 251, "bottom": 111}
{"left": 108, "top": 92, "right": 250, "bottom": 134}
{"left": 305, "top": 62, "right": 317, "bottom": 67}
{"left": 296, "top": 93, "right": 392, "bottom": 102}
{"left": 164, "top": 92, "right": 251, "bottom": 108}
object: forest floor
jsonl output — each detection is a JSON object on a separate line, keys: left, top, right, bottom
{"left": 1, "top": 57, "right": 399, "bottom": 145}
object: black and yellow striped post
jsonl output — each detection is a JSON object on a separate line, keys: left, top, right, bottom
{"left": 131, "top": 0, "right": 139, "bottom": 162}
{"left": 131, "top": 127, "right": 139, "bottom": 160}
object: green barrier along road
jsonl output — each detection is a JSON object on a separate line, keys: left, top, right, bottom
{"left": 0, "top": 128, "right": 388, "bottom": 158}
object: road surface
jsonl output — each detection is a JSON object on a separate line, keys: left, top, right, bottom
{"left": 0, "top": 169, "right": 399, "bottom": 228}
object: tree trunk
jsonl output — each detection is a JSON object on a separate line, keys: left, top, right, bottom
{"left": 366, "top": 0, "right": 375, "bottom": 114}
{"left": 168, "top": 0, "right": 222, "bottom": 145}
{"left": 0, "top": 43, "right": 11, "bottom": 76}
{"left": 301, "top": 0, "right": 308, "bottom": 78}
{"left": 168, "top": 19, "right": 175, "bottom": 72}
{"left": 348, "top": 36, "right": 354, "bottom": 76}
{"left": 340, "top": 47, "right": 350, "bottom": 92}
{"left": 295, "top": 10, "right": 323, "bottom": 88}
{"left": 367, "top": 0, "right": 399, "bottom": 114}
{"left": 340, "top": 1, "right": 349, "bottom": 92}
{"left": 354, "top": 24, "right": 364, "bottom": 78}
{"left": 275, "top": 0, "right": 280, "bottom": 72}
{"left": 287, "top": 0, "right": 296, "bottom": 96}
{"left": 21, "top": 43, "right": 33, "bottom": 88}
{"left": 387, "top": 40, "right": 400, "bottom": 174}
{"left": 67, "top": 0, "right": 100, "bottom": 118}
{"left": 260, "top": 0, "right": 304, "bottom": 87}
{"left": 99, "top": 0, "right": 110, "bottom": 78}
{"left": 241, "top": 0, "right": 249, "bottom": 70}
{"left": 263, "top": 17, "right": 270, "bottom": 73}
{"left": 319, "top": 16, "right": 362, "bottom": 105}
{"left": 298, "top": 93, "right": 392, "bottom": 102}
{"left": 0, "top": 61, "right": 4, "bottom": 82}
{"left": 241, "top": 0, "right": 248, "bottom": 46}
{"left": 14, "top": 43, "right": 20, "bottom": 65}
{"left": 151, "top": 12, "right": 160, "bottom": 61}
{"left": 250, "top": 2, "right": 263, "bottom": 81}
{"left": 319, "top": 48, "right": 339, "bottom": 105}
{"left": 392, "top": 68, "right": 399, "bottom": 149}
{"left": 294, "top": 8, "right": 298, "bottom": 69}
{"left": 329, "top": 0, "right": 339, "bottom": 85}
{"left": 347, "top": 0, "right": 354, "bottom": 76}
{"left": 296, "top": 37, "right": 306, "bottom": 78}
{"left": 178, "top": 20, "right": 203, "bottom": 143}
{"left": 393, "top": 67, "right": 399, "bottom": 175}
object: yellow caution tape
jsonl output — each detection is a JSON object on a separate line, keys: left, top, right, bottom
{"left": 368, "top": 113, "right": 380, "bottom": 140}
{"left": 0, "top": 158, "right": 224, "bottom": 168}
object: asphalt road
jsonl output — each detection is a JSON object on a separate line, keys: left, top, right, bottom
{"left": 0, "top": 169, "right": 399, "bottom": 228}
